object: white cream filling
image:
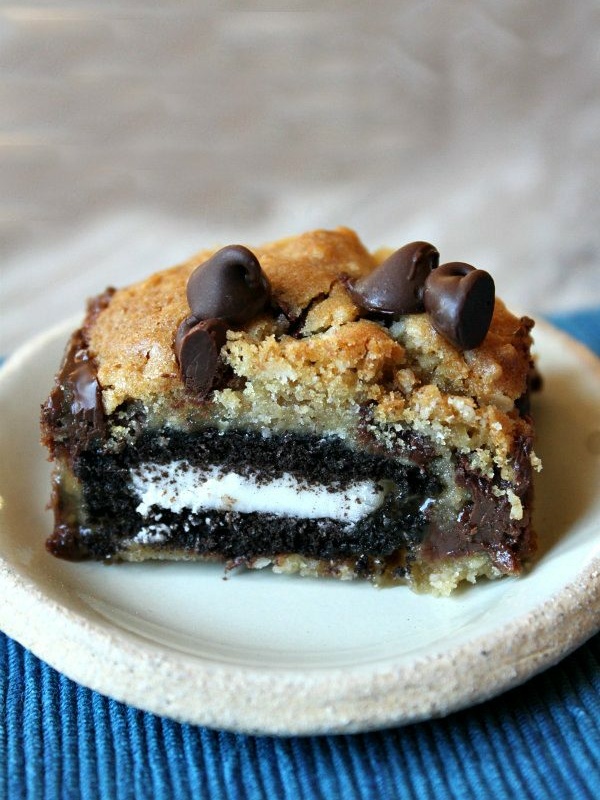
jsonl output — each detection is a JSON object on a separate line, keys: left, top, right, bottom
{"left": 130, "top": 461, "right": 387, "bottom": 523}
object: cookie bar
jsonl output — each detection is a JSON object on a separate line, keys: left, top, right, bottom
{"left": 41, "top": 227, "right": 541, "bottom": 594}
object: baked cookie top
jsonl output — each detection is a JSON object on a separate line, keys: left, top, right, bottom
{"left": 85, "top": 227, "right": 538, "bottom": 481}
{"left": 87, "top": 227, "right": 374, "bottom": 415}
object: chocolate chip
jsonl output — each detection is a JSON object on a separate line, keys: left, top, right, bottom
{"left": 186, "top": 245, "right": 271, "bottom": 325}
{"left": 347, "top": 242, "right": 439, "bottom": 316}
{"left": 175, "top": 317, "right": 228, "bottom": 396}
{"left": 174, "top": 314, "right": 199, "bottom": 356}
{"left": 423, "top": 262, "right": 495, "bottom": 350}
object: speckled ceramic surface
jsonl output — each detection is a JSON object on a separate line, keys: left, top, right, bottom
{"left": 0, "top": 318, "right": 598, "bottom": 735}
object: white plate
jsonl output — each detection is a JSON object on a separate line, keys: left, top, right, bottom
{"left": 0, "top": 318, "right": 599, "bottom": 735}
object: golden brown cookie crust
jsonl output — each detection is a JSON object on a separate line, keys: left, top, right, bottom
{"left": 88, "top": 228, "right": 376, "bottom": 415}
{"left": 87, "top": 227, "right": 539, "bottom": 483}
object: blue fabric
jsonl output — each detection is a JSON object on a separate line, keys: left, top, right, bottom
{"left": 545, "top": 306, "right": 600, "bottom": 356}
{"left": 1, "top": 309, "right": 599, "bottom": 800}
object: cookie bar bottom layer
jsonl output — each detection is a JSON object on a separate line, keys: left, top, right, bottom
{"left": 45, "top": 420, "right": 535, "bottom": 594}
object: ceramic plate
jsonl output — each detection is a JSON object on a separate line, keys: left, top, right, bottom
{"left": 0, "top": 318, "right": 599, "bottom": 735}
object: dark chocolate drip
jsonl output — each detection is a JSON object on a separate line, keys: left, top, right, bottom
{"left": 41, "top": 289, "right": 115, "bottom": 458}
{"left": 41, "top": 327, "right": 106, "bottom": 457}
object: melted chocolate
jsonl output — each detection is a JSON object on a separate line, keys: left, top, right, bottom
{"left": 422, "top": 435, "right": 535, "bottom": 572}
{"left": 41, "top": 328, "right": 106, "bottom": 458}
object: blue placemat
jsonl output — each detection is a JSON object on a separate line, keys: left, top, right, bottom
{"left": 2, "top": 309, "right": 599, "bottom": 800}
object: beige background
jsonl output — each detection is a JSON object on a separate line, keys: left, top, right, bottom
{"left": 2, "top": 3, "right": 599, "bottom": 354}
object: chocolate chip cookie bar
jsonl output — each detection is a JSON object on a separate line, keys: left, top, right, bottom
{"left": 41, "top": 227, "right": 541, "bottom": 594}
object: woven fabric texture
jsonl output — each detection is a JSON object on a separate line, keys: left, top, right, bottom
{"left": 1, "top": 311, "right": 599, "bottom": 800}
{"left": 1, "top": 633, "right": 599, "bottom": 800}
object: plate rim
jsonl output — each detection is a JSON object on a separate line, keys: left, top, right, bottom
{"left": 1, "top": 545, "right": 598, "bottom": 736}
{"left": 1, "top": 317, "right": 599, "bottom": 735}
